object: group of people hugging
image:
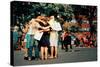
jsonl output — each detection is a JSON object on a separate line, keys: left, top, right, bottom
{"left": 21, "top": 15, "right": 61, "bottom": 61}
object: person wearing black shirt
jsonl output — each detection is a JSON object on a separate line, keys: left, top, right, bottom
{"left": 64, "top": 32, "right": 72, "bottom": 52}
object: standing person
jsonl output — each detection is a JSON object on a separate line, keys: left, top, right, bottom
{"left": 71, "top": 33, "right": 76, "bottom": 51}
{"left": 37, "top": 17, "right": 50, "bottom": 60}
{"left": 24, "top": 21, "right": 36, "bottom": 61}
{"left": 83, "top": 35, "right": 88, "bottom": 47}
{"left": 75, "top": 37, "right": 80, "bottom": 47}
{"left": 48, "top": 16, "right": 59, "bottom": 59}
{"left": 80, "top": 38, "right": 84, "bottom": 47}
{"left": 26, "top": 18, "right": 44, "bottom": 60}
{"left": 13, "top": 26, "right": 19, "bottom": 50}
{"left": 61, "top": 30, "right": 66, "bottom": 49}
{"left": 29, "top": 18, "right": 45, "bottom": 59}
{"left": 64, "top": 32, "right": 72, "bottom": 52}
{"left": 21, "top": 23, "right": 29, "bottom": 59}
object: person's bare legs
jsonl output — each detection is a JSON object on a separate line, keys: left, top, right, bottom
{"left": 24, "top": 48, "right": 28, "bottom": 57}
{"left": 49, "top": 46, "right": 54, "bottom": 58}
{"left": 21, "top": 42, "right": 27, "bottom": 57}
{"left": 41, "top": 47, "right": 44, "bottom": 60}
{"left": 22, "top": 42, "right": 28, "bottom": 57}
{"left": 44, "top": 47, "right": 48, "bottom": 60}
{"left": 54, "top": 46, "right": 57, "bottom": 58}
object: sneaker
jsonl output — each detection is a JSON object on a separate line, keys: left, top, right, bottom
{"left": 28, "top": 57, "right": 31, "bottom": 61}
{"left": 24, "top": 56, "right": 28, "bottom": 60}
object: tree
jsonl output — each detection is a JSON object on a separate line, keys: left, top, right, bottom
{"left": 11, "top": 1, "right": 75, "bottom": 25}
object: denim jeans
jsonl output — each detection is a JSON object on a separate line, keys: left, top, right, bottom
{"left": 28, "top": 35, "right": 39, "bottom": 58}
{"left": 28, "top": 46, "right": 33, "bottom": 58}
{"left": 33, "top": 40, "right": 39, "bottom": 58}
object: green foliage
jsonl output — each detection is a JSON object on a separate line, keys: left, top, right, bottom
{"left": 12, "top": 2, "right": 74, "bottom": 24}
{"left": 12, "top": 1, "right": 97, "bottom": 28}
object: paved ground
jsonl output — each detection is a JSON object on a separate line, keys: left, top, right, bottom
{"left": 14, "top": 46, "right": 97, "bottom": 66}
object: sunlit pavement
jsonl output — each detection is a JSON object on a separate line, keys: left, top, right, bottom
{"left": 14, "top": 46, "right": 97, "bottom": 66}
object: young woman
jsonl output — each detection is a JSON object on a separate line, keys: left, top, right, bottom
{"left": 48, "top": 16, "right": 58, "bottom": 59}
{"left": 37, "top": 16, "right": 50, "bottom": 60}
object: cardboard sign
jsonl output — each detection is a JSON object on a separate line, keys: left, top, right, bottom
{"left": 34, "top": 31, "right": 43, "bottom": 40}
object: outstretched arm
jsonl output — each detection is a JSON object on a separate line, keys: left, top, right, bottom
{"left": 43, "top": 28, "right": 50, "bottom": 32}
{"left": 35, "top": 19, "right": 45, "bottom": 23}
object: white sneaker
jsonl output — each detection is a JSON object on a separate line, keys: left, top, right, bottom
{"left": 28, "top": 57, "right": 31, "bottom": 61}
